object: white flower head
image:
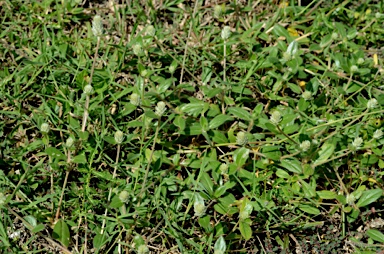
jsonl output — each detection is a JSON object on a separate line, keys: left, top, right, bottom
{"left": 119, "top": 190, "right": 129, "bottom": 203}
{"left": 302, "top": 91, "right": 312, "bottom": 100}
{"left": 221, "top": 26, "right": 231, "bottom": 40}
{"left": 300, "top": 140, "right": 311, "bottom": 152}
{"left": 373, "top": 129, "right": 383, "bottom": 139}
{"left": 132, "top": 43, "right": 143, "bottom": 56}
{"left": 367, "top": 98, "right": 378, "bottom": 109}
{"left": 236, "top": 131, "right": 248, "bottom": 146}
{"left": 270, "top": 111, "right": 282, "bottom": 125}
{"left": 84, "top": 84, "right": 94, "bottom": 95}
{"left": 130, "top": 93, "right": 141, "bottom": 106}
{"left": 40, "top": 123, "right": 50, "bottom": 134}
{"left": 114, "top": 130, "right": 124, "bottom": 144}
{"left": 92, "top": 15, "right": 103, "bottom": 37}
{"left": 155, "top": 101, "right": 167, "bottom": 117}
{"left": 351, "top": 137, "right": 363, "bottom": 150}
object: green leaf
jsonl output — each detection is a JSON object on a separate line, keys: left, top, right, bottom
{"left": 313, "top": 142, "right": 335, "bottom": 167}
{"left": 214, "top": 194, "right": 237, "bottom": 215}
{"left": 32, "top": 224, "right": 45, "bottom": 233}
{"left": 199, "top": 172, "right": 214, "bottom": 196}
{"left": 262, "top": 146, "right": 282, "bottom": 161}
{"left": 320, "top": 34, "right": 332, "bottom": 48}
{"left": 45, "top": 147, "right": 66, "bottom": 161}
{"left": 53, "top": 219, "right": 70, "bottom": 247}
{"left": 233, "top": 147, "right": 250, "bottom": 169}
{"left": 109, "top": 195, "right": 123, "bottom": 208}
{"left": 93, "top": 232, "right": 108, "bottom": 250}
{"left": 299, "top": 204, "right": 320, "bottom": 215}
{"left": 276, "top": 169, "right": 290, "bottom": 179}
{"left": 181, "top": 102, "right": 209, "bottom": 116}
{"left": 280, "top": 158, "right": 302, "bottom": 174}
{"left": 174, "top": 115, "right": 185, "bottom": 131}
{"left": 214, "top": 236, "right": 226, "bottom": 252}
{"left": 239, "top": 220, "right": 252, "bottom": 240}
{"left": 72, "top": 154, "right": 87, "bottom": 164}
{"left": 198, "top": 215, "right": 212, "bottom": 233}
{"left": 227, "top": 107, "right": 251, "bottom": 121}
{"left": 300, "top": 179, "right": 315, "bottom": 198}
{"left": 317, "top": 190, "right": 337, "bottom": 199}
{"left": 209, "top": 114, "right": 233, "bottom": 129}
{"left": 23, "top": 215, "right": 37, "bottom": 228}
{"left": 157, "top": 78, "right": 173, "bottom": 94}
{"left": 211, "top": 130, "right": 228, "bottom": 144}
{"left": 366, "top": 229, "right": 384, "bottom": 243}
{"left": 356, "top": 189, "right": 383, "bottom": 208}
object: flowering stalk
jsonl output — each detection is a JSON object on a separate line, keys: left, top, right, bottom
{"left": 82, "top": 15, "right": 103, "bottom": 132}
{"left": 101, "top": 130, "right": 124, "bottom": 234}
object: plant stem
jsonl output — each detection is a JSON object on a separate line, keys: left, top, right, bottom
{"left": 82, "top": 36, "right": 100, "bottom": 132}
{"left": 101, "top": 143, "right": 121, "bottom": 234}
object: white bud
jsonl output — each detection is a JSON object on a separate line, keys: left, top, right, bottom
{"left": 40, "top": 123, "right": 50, "bottom": 134}
{"left": 270, "top": 111, "right": 282, "bottom": 125}
{"left": 194, "top": 194, "right": 206, "bottom": 217}
{"left": 66, "top": 137, "right": 74, "bottom": 148}
{"left": 130, "top": 93, "right": 141, "bottom": 106}
{"left": 132, "top": 44, "right": 143, "bottom": 56}
{"left": 92, "top": 15, "right": 103, "bottom": 37}
{"left": 221, "top": 26, "right": 231, "bottom": 40}
{"left": 114, "top": 130, "right": 124, "bottom": 144}
{"left": 236, "top": 131, "right": 248, "bottom": 146}
{"left": 373, "top": 129, "right": 383, "bottom": 139}
{"left": 351, "top": 137, "right": 363, "bottom": 150}
{"left": 214, "top": 5, "right": 223, "bottom": 18}
{"left": 219, "top": 163, "right": 228, "bottom": 175}
{"left": 367, "top": 98, "right": 378, "bottom": 109}
{"left": 346, "top": 193, "right": 356, "bottom": 205}
{"left": 194, "top": 203, "right": 206, "bottom": 217}
{"left": 84, "top": 84, "right": 94, "bottom": 95}
{"left": 155, "top": 101, "right": 167, "bottom": 117}
{"left": 350, "top": 65, "right": 358, "bottom": 73}
{"left": 145, "top": 25, "right": 156, "bottom": 37}
{"left": 137, "top": 245, "right": 149, "bottom": 254}
{"left": 300, "top": 140, "right": 311, "bottom": 152}
{"left": 119, "top": 190, "right": 129, "bottom": 203}
{"left": 140, "top": 69, "right": 148, "bottom": 77}
{"left": 302, "top": 91, "right": 312, "bottom": 100}
{"left": 331, "top": 32, "right": 338, "bottom": 40}
{"left": 357, "top": 58, "right": 365, "bottom": 65}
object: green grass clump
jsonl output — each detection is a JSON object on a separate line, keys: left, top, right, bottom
{"left": 1, "top": 0, "right": 384, "bottom": 253}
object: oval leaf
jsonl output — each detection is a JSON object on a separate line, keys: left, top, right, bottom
{"left": 356, "top": 189, "right": 383, "bottom": 208}
{"left": 209, "top": 114, "right": 233, "bottom": 129}
{"left": 299, "top": 204, "right": 320, "bottom": 215}
{"left": 53, "top": 219, "right": 70, "bottom": 247}
{"left": 239, "top": 220, "right": 252, "bottom": 240}
{"left": 366, "top": 229, "right": 384, "bottom": 243}
{"left": 233, "top": 147, "right": 250, "bottom": 168}
{"left": 280, "top": 158, "right": 302, "bottom": 174}
{"left": 313, "top": 142, "right": 335, "bottom": 167}
{"left": 227, "top": 107, "right": 251, "bottom": 121}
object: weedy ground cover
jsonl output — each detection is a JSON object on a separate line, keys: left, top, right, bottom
{"left": 1, "top": 0, "right": 384, "bottom": 253}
